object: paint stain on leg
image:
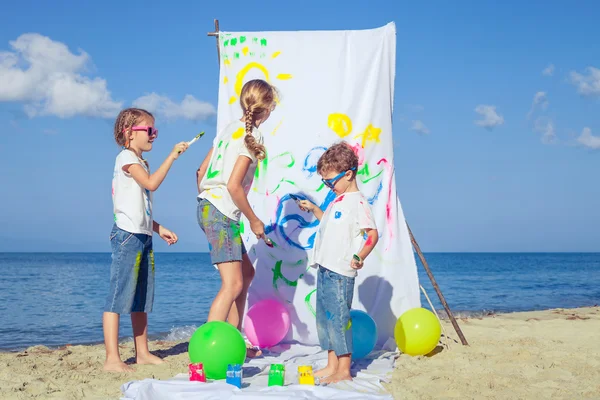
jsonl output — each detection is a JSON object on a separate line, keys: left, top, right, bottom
{"left": 345, "top": 319, "right": 352, "bottom": 331}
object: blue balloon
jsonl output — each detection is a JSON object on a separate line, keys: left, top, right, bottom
{"left": 350, "top": 309, "right": 378, "bottom": 359}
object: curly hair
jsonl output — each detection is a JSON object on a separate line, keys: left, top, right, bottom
{"left": 317, "top": 141, "right": 358, "bottom": 178}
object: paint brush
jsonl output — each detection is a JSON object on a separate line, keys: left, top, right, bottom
{"left": 264, "top": 237, "right": 274, "bottom": 247}
{"left": 178, "top": 131, "right": 205, "bottom": 153}
{"left": 188, "top": 131, "right": 205, "bottom": 146}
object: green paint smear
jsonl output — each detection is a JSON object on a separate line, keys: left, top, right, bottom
{"left": 357, "top": 163, "right": 383, "bottom": 183}
{"left": 218, "top": 140, "right": 223, "bottom": 148}
{"left": 270, "top": 178, "right": 296, "bottom": 194}
{"left": 260, "top": 38, "right": 267, "bottom": 46}
{"left": 239, "top": 220, "right": 245, "bottom": 234}
{"left": 234, "top": 52, "right": 240, "bottom": 59}
{"left": 240, "top": 36, "right": 246, "bottom": 43}
{"left": 230, "top": 221, "right": 242, "bottom": 239}
{"left": 231, "top": 38, "right": 238, "bottom": 46}
{"left": 271, "top": 152, "right": 295, "bottom": 168}
{"left": 252, "top": 37, "right": 259, "bottom": 44}
{"left": 272, "top": 260, "right": 303, "bottom": 290}
{"left": 304, "top": 288, "right": 317, "bottom": 317}
{"left": 316, "top": 182, "right": 325, "bottom": 192}
{"left": 133, "top": 251, "right": 142, "bottom": 283}
{"left": 150, "top": 250, "right": 155, "bottom": 274}
{"left": 224, "top": 39, "right": 229, "bottom": 47}
{"left": 207, "top": 164, "right": 219, "bottom": 179}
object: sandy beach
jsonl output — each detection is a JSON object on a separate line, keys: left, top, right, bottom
{"left": 1, "top": 306, "right": 599, "bottom": 399}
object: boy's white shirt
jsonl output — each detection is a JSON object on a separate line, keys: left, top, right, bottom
{"left": 310, "top": 191, "right": 377, "bottom": 277}
{"left": 198, "top": 120, "right": 263, "bottom": 221}
{"left": 112, "top": 149, "right": 153, "bottom": 235}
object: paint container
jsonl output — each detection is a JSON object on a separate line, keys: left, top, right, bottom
{"left": 226, "top": 363, "right": 242, "bottom": 388}
{"left": 297, "top": 365, "right": 315, "bottom": 385}
{"left": 188, "top": 363, "right": 206, "bottom": 382}
{"left": 268, "top": 363, "right": 285, "bottom": 386}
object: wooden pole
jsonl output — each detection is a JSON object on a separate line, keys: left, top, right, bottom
{"left": 207, "top": 19, "right": 220, "bottom": 64}
{"left": 407, "top": 223, "right": 469, "bottom": 345}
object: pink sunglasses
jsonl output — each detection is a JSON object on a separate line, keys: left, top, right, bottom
{"left": 123, "top": 125, "right": 159, "bottom": 138}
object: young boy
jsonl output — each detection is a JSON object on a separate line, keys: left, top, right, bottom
{"left": 298, "top": 141, "right": 379, "bottom": 384}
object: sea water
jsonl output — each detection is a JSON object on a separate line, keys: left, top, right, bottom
{"left": 0, "top": 252, "right": 598, "bottom": 350}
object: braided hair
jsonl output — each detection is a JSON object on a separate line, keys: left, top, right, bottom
{"left": 239, "top": 79, "right": 277, "bottom": 161}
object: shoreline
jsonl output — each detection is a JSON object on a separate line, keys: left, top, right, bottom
{"left": 1, "top": 306, "right": 599, "bottom": 399}
{"left": 1, "top": 304, "right": 598, "bottom": 353}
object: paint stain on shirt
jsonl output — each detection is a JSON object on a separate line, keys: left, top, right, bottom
{"left": 334, "top": 211, "right": 342, "bottom": 219}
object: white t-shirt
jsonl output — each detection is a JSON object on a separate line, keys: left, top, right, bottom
{"left": 112, "top": 149, "right": 153, "bottom": 235}
{"left": 311, "top": 191, "right": 377, "bottom": 278}
{"left": 198, "top": 120, "right": 263, "bottom": 221}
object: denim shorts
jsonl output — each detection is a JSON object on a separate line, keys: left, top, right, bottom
{"left": 197, "top": 198, "right": 247, "bottom": 265}
{"left": 316, "top": 265, "right": 355, "bottom": 356}
{"left": 104, "top": 225, "right": 155, "bottom": 314}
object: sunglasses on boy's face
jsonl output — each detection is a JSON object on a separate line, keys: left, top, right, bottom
{"left": 123, "top": 126, "right": 159, "bottom": 138}
{"left": 322, "top": 167, "right": 356, "bottom": 189}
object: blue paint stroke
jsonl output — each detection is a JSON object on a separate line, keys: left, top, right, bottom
{"left": 334, "top": 211, "right": 342, "bottom": 219}
{"left": 262, "top": 147, "right": 339, "bottom": 250}
{"left": 367, "top": 181, "right": 383, "bottom": 205}
{"left": 302, "top": 146, "right": 327, "bottom": 178}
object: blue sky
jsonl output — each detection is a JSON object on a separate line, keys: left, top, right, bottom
{"left": 1, "top": 0, "right": 599, "bottom": 252}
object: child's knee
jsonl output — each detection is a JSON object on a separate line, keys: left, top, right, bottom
{"left": 243, "top": 264, "right": 255, "bottom": 282}
{"left": 222, "top": 278, "right": 244, "bottom": 297}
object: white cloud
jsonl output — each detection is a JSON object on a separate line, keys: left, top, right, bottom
{"left": 533, "top": 117, "right": 556, "bottom": 144}
{"left": 569, "top": 67, "right": 600, "bottom": 96}
{"left": 527, "top": 91, "right": 549, "bottom": 118}
{"left": 0, "top": 33, "right": 122, "bottom": 118}
{"left": 132, "top": 93, "right": 216, "bottom": 121}
{"left": 410, "top": 120, "right": 430, "bottom": 135}
{"left": 474, "top": 105, "right": 504, "bottom": 129}
{"left": 542, "top": 64, "right": 555, "bottom": 77}
{"left": 577, "top": 127, "right": 600, "bottom": 149}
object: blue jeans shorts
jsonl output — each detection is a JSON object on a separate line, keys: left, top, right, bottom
{"left": 104, "top": 225, "right": 155, "bottom": 314}
{"left": 316, "top": 265, "right": 355, "bottom": 356}
{"left": 197, "top": 198, "right": 247, "bottom": 265}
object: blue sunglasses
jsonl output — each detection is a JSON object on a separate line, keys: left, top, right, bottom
{"left": 322, "top": 167, "right": 357, "bottom": 189}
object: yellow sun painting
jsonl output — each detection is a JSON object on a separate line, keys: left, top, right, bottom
{"left": 220, "top": 35, "right": 293, "bottom": 106}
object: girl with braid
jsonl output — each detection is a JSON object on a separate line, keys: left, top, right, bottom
{"left": 103, "top": 107, "right": 188, "bottom": 372}
{"left": 196, "top": 79, "right": 277, "bottom": 358}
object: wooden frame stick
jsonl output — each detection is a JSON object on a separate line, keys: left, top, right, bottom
{"left": 407, "top": 223, "right": 469, "bottom": 345}
{"left": 207, "top": 19, "right": 220, "bottom": 64}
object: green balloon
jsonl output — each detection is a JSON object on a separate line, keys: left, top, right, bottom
{"left": 188, "top": 321, "right": 246, "bottom": 380}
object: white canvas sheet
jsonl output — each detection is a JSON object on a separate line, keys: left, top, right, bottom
{"left": 213, "top": 22, "right": 420, "bottom": 346}
{"left": 121, "top": 343, "right": 396, "bottom": 400}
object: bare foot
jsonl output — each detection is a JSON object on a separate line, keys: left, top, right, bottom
{"left": 320, "top": 370, "right": 352, "bottom": 384}
{"left": 103, "top": 359, "right": 134, "bottom": 373}
{"left": 246, "top": 345, "right": 262, "bottom": 359}
{"left": 314, "top": 365, "right": 336, "bottom": 379}
{"left": 136, "top": 353, "right": 165, "bottom": 365}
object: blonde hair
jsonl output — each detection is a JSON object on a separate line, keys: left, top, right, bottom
{"left": 113, "top": 108, "right": 154, "bottom": 148}
{"left": 239, "top": 79, "right": 277, "bottom": 161}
